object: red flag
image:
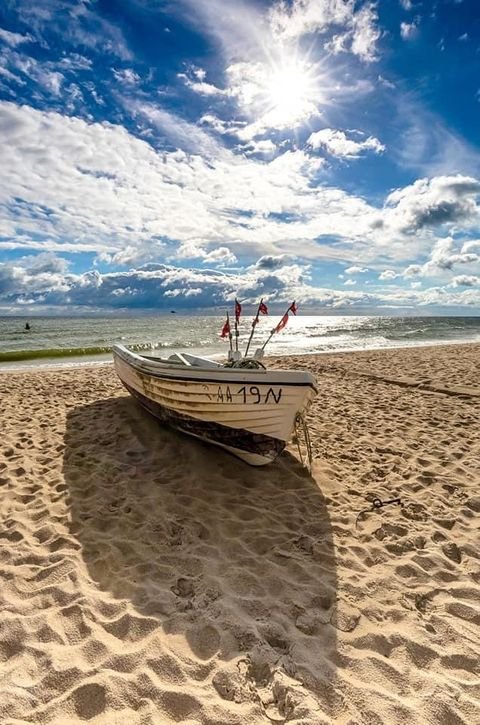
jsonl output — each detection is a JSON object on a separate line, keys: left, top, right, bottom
{"left": 259, "top": 301, "right": 268, "bottom": 315}
{"left": 274, "top": 312, "right": 289, "bottom": 333}
{"left": 289, "top": 301, "right": 297, "bottom": 315}
{"left": 235, "top": 298, "right": 242, "bottom": 323}
{"left": 220, "top": 318, "right": 230, "bottom": 338}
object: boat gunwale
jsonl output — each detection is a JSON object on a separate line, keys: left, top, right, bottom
{"left": 113, "top": 344, "right": 318, "bottom": 391}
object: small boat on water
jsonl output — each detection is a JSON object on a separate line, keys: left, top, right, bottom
{"left": 112, "top": 344, "right": 317, "bottom": 466}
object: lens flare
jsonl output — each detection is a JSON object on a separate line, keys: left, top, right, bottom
{"left": 265, "top": 59, "right": 318, "bottom": 126}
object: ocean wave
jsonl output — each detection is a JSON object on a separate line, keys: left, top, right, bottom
{"left": 0, "top": 342, "right": 157, "bottom": 362}
{"left": 386, "top": 327, "right": 432, "bottom": 338}
{"left": 0, "top": 338, "right": 215, "bottom": 362}
{"left": 1, "top": 316, "right": 479, "bottom": 364}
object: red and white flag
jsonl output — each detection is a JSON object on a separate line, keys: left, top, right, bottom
{"left": 274, "top": 312, "right": 289, "bottom": 334}
{"left": 235, "top": 298, "right": 242, "bottom": 323}
{"left": 220, "top": 318, "right": 231, "bottom": 338}
{"left": 289, "top": 301, "right": 297, "bottom": 315}
{"left": 252, "top": 300, "right": 268, "bottom": 328}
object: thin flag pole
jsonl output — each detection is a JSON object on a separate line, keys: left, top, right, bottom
{"left": 244, "top": 298, "right": 263, "bottom": 358}
{"left": 234, "top": 315, "right": 239, "bottom": 352}
{"left": 260, "top": 326, "right": 277, "bottom": 352}
{"left": 227, "top": 310, "right": 233, "bottom": 353}
{"left": 234, "top": 298, "right": 241, "bottom": 353}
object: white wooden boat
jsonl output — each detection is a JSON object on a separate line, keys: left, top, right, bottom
{"left": 113, "top": 344, "right": 317, "bottom": 466}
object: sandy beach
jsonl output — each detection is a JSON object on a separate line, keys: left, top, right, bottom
{"left": 1, "top": 343, "right": 479, "bottom": 724}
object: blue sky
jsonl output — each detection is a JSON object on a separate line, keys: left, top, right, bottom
{"left": 0, "top": 0, "right": 479, "bottom": 314}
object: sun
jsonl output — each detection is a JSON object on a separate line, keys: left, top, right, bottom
{"left": 228, "top": 48, "right": 330, "bottom": 132}
{"left": 250, "top": 50, "right": 326, "bottom": 130}
{"left": 265, "top": 59, "right": 317, "bottom": 126}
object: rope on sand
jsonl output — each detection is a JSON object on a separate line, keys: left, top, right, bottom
{"left": 355, "top": 497, "right": 403, "bottom": 528}
{"left": 294, "top": 413, "right": 313, "bottom": 472}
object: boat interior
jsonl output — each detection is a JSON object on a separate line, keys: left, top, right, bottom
{"left": 141, "top": 351, "right": 221, "bottom": 368}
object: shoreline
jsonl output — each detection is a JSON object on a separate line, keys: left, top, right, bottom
{"left": 1, "top": 336, "right": 480, "bottom": 373}
{"left": 1, "top": 343, "right": 479, "bottom": 722}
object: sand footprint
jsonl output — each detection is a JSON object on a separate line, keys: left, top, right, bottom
{"left": 185, "top": 623, "right": 220, "bottom": 661}
{"left": 71, "top": 682, "right": 106, "bottom": 720}
{"left": 401, "top": 502, "right": 428, "bottom": 521}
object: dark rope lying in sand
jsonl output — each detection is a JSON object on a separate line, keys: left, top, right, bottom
{"left": 355, "top": 497, "right": 403, "bottom": 528}
{"left": 314, "top": 364, "right": 480, "bottom": 399}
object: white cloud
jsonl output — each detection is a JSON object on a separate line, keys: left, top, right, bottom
{"left": 174, "top": 240, "right": 211, "bottom": 261}
{"left": 58, "top": 53, "right": 92, "bottom": 71}
{"left": 0, "top": 238, "right": 115, "bottom": 253}
{"left": 400, "top": 21, "right": 418, "bottom": 40}
{"left": 11, "top": 0, "right": 132, "bottom": 60}
{"left": 199, "top": 114, "right": 247, "bottom": 137}
{"left": 345, "top": 266, "right": 369, "bottom": 274}
{"left": 113, "top": 68, "right": 141, "bottom": 85}
{"left": 242, "top": 139, "right": 277, "bottom": 155}
{"left": 344, "top": 278, "right": 356, "bottom": 285}
{"left": 0, "top": 47, "right": 65, "bottom": 97}
{"left": 350, "top": 3, "right": 381, "bottom": 62}
{"left": 122, "top": 99, "right": 225, "bottom": 158}
{"left": 1, "top": 101, "right": 478, "bottom": 276}
{"left": 400, "top": 0, "right": 413, "bottom": 10}
{"left": 178, "top": 70, "right": 226, "bottom": 96}
{"left": 252, "top": 254, "right": 295, "bottom": 271}
{"left": 450, "top": 275, "right": 479, "bottom": 287}
{"left": 177, "top": 0, "right": 380, "bottom": 142}
{"left": 178, "top": 0, "right": 266, "bottom": 64}
{"left": 2, "top": 254, "right": 480, "bottom": 312}
{"left": 426, "top": 237, "right": 479, "bottom": 271}
{"left": 378, "top": 74, "right": 395, "bottom": 89}
{"left": 308, "top": 128, "right": 385, "bottom": 158}
{"left": 269, "top": 0, "right": 380, "bottom": 62}
{"left": 0, "top": 66, "right": 25, "bottom": 84}
{"left": 0, "top": 253, "right": 71, "bottom": 299}
{"left": 461, "top": 240, "right": 480, "bottom": 254}
{"left": 202, "top": 247, "right": 238, "bottom": 265}
{"left": 385, "top": 175, "right": 480, "bottom": 233}
{"left": 394, "top": 99, "right": 480, "bottom": 177}
{"left": 269, "top": 0, "right": 353, "bottom": 38}
{"left": 0, "top": 27, "right": 31, "bottom": 46}
{"left": 164, "top": 286, "right": 203, "bottom": 297}
{"left": 200, "top": 114, "right": 233, "bottom": 134}
{"left": 379, "top": 269, "right": 398, "bottom": 280}
{"left": 399, "top": 237, "right": 480, "bottom": 279}
{"left": 404, "top": 264, "right": 422, "bottom": 277}
{"left": 41, "top": 69, "right": 64, "bottom": 95}
{"left": 20, "top": 251, "right": 70, "bottom": 274}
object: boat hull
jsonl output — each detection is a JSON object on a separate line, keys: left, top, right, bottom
{"left": 124, "top": 381, "right": 285, "bottom": 465}
{"left": 113, "top": 345, "right": 316, "bottom": 466}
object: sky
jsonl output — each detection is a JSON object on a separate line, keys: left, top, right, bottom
{"left": 0, "top": 0, "right": 480, "bottom": 315}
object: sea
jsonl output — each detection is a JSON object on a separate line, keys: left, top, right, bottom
{"left": 1, "top": 315, "right": 480, "bottom": 369}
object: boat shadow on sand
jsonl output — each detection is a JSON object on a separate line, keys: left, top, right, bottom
{"left": 63, "top": 395, "right": 338, "bottom": 719}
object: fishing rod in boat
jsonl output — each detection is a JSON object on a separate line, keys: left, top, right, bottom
{"left": 260, "top": 301, "right": 297, "bottom": 352}
{"left": 244, "top": 298, "right": 268, "bottom": 358}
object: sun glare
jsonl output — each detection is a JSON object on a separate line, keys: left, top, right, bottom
{"left": 263, "top": 57, "right": 320, "bottom": 127}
